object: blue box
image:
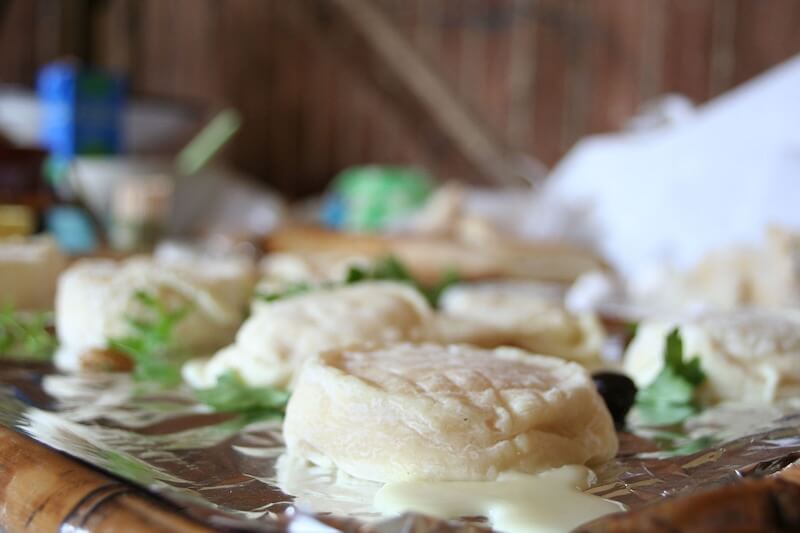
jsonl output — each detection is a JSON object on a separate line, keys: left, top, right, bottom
{"left": 37, "top": 61, "right": 125, "bottom": 159}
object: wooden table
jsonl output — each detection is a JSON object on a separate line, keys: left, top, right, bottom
{"left": 0, "top": 428, "right": 212, "bottom": 533}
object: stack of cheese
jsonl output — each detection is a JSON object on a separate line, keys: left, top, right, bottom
{"left": 45, "top": 241, "right": 629, "bottom": 531}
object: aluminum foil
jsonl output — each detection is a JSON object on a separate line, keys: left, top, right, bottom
{"left": 1, "top": 361, "right": 799, "bottom": 532}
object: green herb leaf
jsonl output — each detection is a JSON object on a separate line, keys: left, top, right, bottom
{"left": 343, "top": 256, "right": 415, "bottom": 286}
{"left": 107, "top": 291, "right": 190, "bottom": 386}
{"left": 649, "top": 431, "right": 718, "bottom": 457}
{"left": 255, "top": 282, "right": 313, "bottom": 303}
{"left": 344, "top": 266, "right": 368, "bottom": 284}
{"left": 635, "top": 328, "right": 706, "bottom": 426}
{"left": 344, "top": 256, "right": 458, "bottom": 308}
{"left": 370, "top": 256, "right": 414, "bottom": 282}
{"left": 258, "top": 255, "right": 459, "bottom": 308}
{"left": 194, "top": 371, "right": 289, "bottom": 419}
{"left": 0, "top": 304, "right": 57, "bottom": 361}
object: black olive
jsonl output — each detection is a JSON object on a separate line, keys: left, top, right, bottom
{"left": 592, "top": 372, "right": 637, "bottom": 429}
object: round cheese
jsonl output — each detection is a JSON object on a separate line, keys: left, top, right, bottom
{"left": 437, "top": 282, "right": 605, "bottom": 367}
{"left": 283, "top": 343, "right": 618, "bottom": 482}
{"left": 54, "top": 257, "right": 254, "bottom": 371}
{"left": 183, "top": 282, "right": 432, "bottom": 389}
{"left": 258, "top": 252, "right": 371, "bottom": 285}
{"left": 253, "top": 252, "right": 372, "bottom": 313}
{"left": 624, "top": 309, "right": 800, "bottom": 403}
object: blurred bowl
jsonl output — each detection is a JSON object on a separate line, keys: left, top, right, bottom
{"left": 69, "top": 156, "right": 284, "bottom": 239}
{"left": 0, "top": 85, "right": 199, "bottom": 153}
{"left": 69, "top": 156, "right": 172, "bottom": 221}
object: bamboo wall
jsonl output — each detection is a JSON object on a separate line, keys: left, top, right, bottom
{"left": 1, "top": 0, "right": 799, "bottom": 197}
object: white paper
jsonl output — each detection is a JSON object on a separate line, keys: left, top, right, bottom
{"left": 529, "top": 53, "right": 800, "bottom": 278}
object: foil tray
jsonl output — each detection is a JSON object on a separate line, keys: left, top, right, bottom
{"left": 1, "top": 361, "right": 799, "bottom": 532}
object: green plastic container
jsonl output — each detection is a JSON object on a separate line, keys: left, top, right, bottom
{"left": 325, "top": 166, "right": 433, "bottom": 232}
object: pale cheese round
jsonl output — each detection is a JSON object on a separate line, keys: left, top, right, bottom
{"left": 624, "top": 309, "right": 800, "bottom": 403}
{"left": 183, "top": 282, "right": 432, "bottom": 389}
{"left": 54, "top": 257, "right": 254, "bottom": 371}
{"left": 283, "top": 343, "right": 618, "bottom": 482}
{"left": 437, "top": 282, "right": 605, "bottom": 367}
{"left": 253, "top": 252, "right": 373, "bottom": 313}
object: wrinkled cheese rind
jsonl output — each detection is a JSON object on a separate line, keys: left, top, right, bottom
{"left": 54, "top": 257, "right": 254, "bottom": 371}
{"left": 283, "top": 343, "right": 618, "bottom": 483}
{"left": 183, "top": 282, "right": 432, "bottom": 389}
{"left": 436, "top": 282, "right": 605, "bottom": 367}
{"left": 624, "top": 309, "right": 800, "bottom": 403}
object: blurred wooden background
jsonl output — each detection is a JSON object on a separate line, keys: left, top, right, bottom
{"left": 1, "top": 0, "right": 799, "bottom": 197}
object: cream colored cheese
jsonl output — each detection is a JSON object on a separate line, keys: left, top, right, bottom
{"left": 283, "top": 343, "right": 618, "bottom": 483}
{"left": 183, "top": 282, "right": 432, "bottom": 389}
{"left": 374, "top": 465, "right": 624, "bottom": 533}
{"left": 0, "top": 236, "right": 66, "bottom": 311}
{"left": 258, "top": 251, "right": 371, "bottom": 284}
{"left": 627, "top": 228, "right": 800, "bottom": 312}
{"left": 54, "top": 256, "right": 254, "bottom": 371}
{"left": 624, "top": 309, "right": 800, "bottom": 403}
{"left": 437, "top": 281, "right": 605, "bottom": 367}
{"left": 254, "top": 252, "right": 372, "bottom": 312}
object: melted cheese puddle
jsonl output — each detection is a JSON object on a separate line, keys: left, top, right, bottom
{"left": 374, "top": 465, "right": 624, "bottom": 533}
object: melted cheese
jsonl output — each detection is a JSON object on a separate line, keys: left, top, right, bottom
{"left": 374, "top": 465, "right": 624, "bottom": 533}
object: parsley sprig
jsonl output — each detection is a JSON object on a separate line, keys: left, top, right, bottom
{"left": 194, "top": 371, "right": 289, "bottom": 420}
{"left": 107, "top": 291, "right": 190, "bottom": 386}
{"left": 345, "top": 256, "right": 459, "bottom": 307}
{"left": 652, "top": 431, "right": 718, "bottom": 457}
{"left": 635, "top": 328, "right": 706, "bottom": 426}
{"left": 257, "top": 282, "right": 313, "bottom": 303}
{"left": 257, "top": 256, "right": 459, "bottom": 308}
{"left": 0, "top": 304, "right": 57, "bottom": 361}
